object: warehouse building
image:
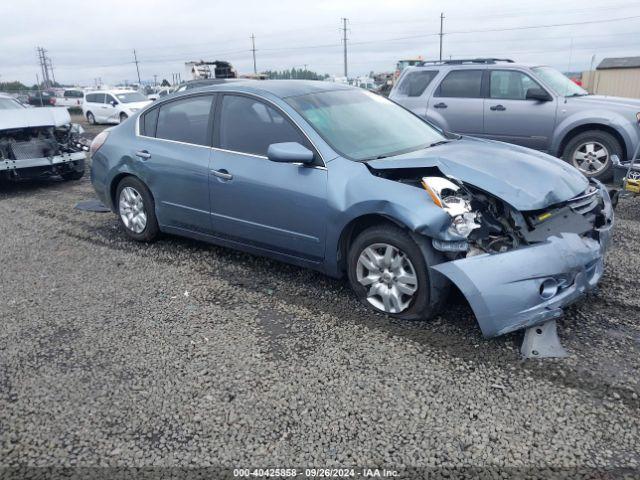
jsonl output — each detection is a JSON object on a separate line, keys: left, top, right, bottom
{"left": 581, "top": 56, "right": 640, "bottom": 99}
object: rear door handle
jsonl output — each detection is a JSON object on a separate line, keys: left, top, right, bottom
{"left": 490, "top": 104, "right": 506, "bottom": 111}
{"left": 211, "top": 169, "right": 233, "bottom": 180}
{"left": 433, "top": 102, "right": 448, "bottom": 109}
{"left": 135, "top": 150, "right": 151, "bottom": 160}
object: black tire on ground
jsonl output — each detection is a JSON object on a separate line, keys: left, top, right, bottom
{"left": 115, "top": 176, "right": 159, "bottom": 242}
{"left": 562, "top": 130, "right": 622, "bottom": 181}
{"left": 61, "top": 168, "right": 85, "bottom": 181}
{"left": 119, "top": 113, "right": 128, "bottom": 123}
{"left": 86, "top": 112, "right": 96, "bottom": 125}
{"left": 347, "top": 224, "right": 448, "bottom": 321}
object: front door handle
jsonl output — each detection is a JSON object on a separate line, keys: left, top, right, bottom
{"left": 135, "top": 150, "right": 151, "bottom": 160}
{"left": 490, "top": 104, "right": 506, "bottom": 111}
{"left": 211, "top": 169, "right": 233, "bottom": 180}
{"left": 433, "top": 102, "right": 448, "bottom": 109}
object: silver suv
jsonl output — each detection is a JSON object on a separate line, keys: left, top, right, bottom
{"left": 390, "top": 58, "right": 640, "bottom": 180}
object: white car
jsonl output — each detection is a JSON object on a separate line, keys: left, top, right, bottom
{"left": 147, "top": 87, "right": 174, "bottom": 101}
{"left": 82, "top": 90, "right": 151, "bottom": 124}
{"left": 56, "top": 89, "right": 85, "bottom": 110}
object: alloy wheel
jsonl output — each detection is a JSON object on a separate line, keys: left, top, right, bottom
{"left": 119, "top": 186, "right": 147, "bottom": 234}
{"left": 356, "top": 243, "right": 418, "bottom": 314}
{"left": 572, "top": 141, "right": 609, "bottom": 175}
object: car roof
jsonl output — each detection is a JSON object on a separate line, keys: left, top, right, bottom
{"left": 192, "top": 79, "right": 353, "bottom": 99}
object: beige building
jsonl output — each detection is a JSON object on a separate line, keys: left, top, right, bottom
{"left": 581, "top": 56, "right": 640, "bottom": 99}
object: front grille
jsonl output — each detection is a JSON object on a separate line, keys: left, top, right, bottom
{"left": 566, "top": 185, "right": 600, "bottom": 216}
{"left": 9, "top": 139, "right": 58, "bottom": 160}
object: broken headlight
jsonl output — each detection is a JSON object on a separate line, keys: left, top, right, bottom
{"left": 421, "top": 176, "right": 481, "bottom": 238}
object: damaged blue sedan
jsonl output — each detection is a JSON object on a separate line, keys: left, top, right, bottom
{"left": 90, "top": 80, "right": 614, "bottom": 340}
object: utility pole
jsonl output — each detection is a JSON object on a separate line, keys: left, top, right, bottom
{"left": 250, "top": 34, "right": 257, "bottom": 74}
{"left": 439, "top": 13, "right": 445, "bottom": 61}
{"left": 36, "top": 47, "right": 52, "bottom": 89}
{"left": 153, "top": 74, "right": 157, "bottom": 86}
{"left": 133, "top": 49, "right": 142, "bottom": 84}
{"left": 340, "top": 18, "right": 348, "bottom": 78}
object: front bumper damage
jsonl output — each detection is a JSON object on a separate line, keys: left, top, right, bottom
{"left": 431, "top": 183, "right": 613, "bottom": 339}
{"left": 0, "top": 151, "right": 86, "bottom": 172}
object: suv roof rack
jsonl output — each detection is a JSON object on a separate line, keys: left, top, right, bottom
{"left": 417, "top": 58, "right": 514, "bottom": 66}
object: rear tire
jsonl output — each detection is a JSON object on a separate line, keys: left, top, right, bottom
{"left": 116, "top": 176, "right": 159, "bottom": 242}
{"left": 347, "top": 224, "right": 446, "bottom": 321}
{"left": 562, "top": 130, "right": 621, "bottom": 181}
{"left": 86, "top": 112, "right": 96, "bottom": 125}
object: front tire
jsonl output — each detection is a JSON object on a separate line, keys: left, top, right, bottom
{"left": 61, "top": 164, "right": 85, "bottom": 181}
{"left": 347, "top": 224, "right": 446, "bottom": 321}
{"left": 119, "top": 112, "right": 128, "bottom": 123}
{"left": 562, "top": 130, "right": 621, "bottom": 181}
{"left": 116, "top": 176, "right": 159, "bottom": 242}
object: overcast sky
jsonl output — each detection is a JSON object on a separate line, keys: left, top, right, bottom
{"left": 2, "top": 0, "right": 640, "bottom": 87}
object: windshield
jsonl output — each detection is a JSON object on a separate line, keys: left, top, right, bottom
{"left": 532, "top": 66, "right": 588, "bottom": 97}
{"left": 0, "top": 98, "right": 24, "bottom": 110}
{"left": 286, "top": 89, "right": 445, "bottom": 160}
{"left": 115, "top": 92, "right": 147, "bottom": 103}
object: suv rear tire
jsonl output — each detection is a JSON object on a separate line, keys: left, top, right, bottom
{"left": 347, "top": 224, "right": 447, "bottom": 321}
{"left": 562, "top": 130, "right": 621, "bottom": 181}
{"left": 86, "top": 112, "right": 96, "bottom": 125}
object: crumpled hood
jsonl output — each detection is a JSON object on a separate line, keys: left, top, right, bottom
{"left": 365, "top": 137, "right": 588, "bottom": 211}
{"left": 0, "top": 107, "right": 71, "bottom": 130}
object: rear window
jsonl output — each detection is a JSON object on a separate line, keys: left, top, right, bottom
{"left": 436, "top": 70, "right": 484, "bottom": 98}
{"left": 64, "top": 90, "right": 83, "bottom": 98}
{"left": 141, "top": 108, "right": 159, "bottom": 136}
{"left": 155, "top": 95, "right": 214, "bottom": 146}
{"left": 396, "top": 70, "right": 438, "bottom": 97}
{"left": 86, "top": 93, "right": 105, "bottom": 103}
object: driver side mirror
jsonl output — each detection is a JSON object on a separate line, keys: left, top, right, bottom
{"left": 110, "top": 100, "right": 118, "bottom": 107}
{"left": 267, "top": 142, "right": 314, "bottom": 164}
{"left": 525, "top": 88, "right": 552, "bottom": 102}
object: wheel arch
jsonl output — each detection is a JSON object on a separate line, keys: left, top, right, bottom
{"left": 557, "top": 123, "right": 627, "bottom": 161}
{"left": 110, "top": 172, "right": 151, "bottom": 209}
{"left": 337, "top": 213, "right": 411, "bottom": 274}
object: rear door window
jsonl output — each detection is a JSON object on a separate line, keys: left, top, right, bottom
{"left": 436, "top": 70, "right": 484, "bottom": 98}
{"left": 397, "top": 70, "right": 439, "bottom": 97}
{"left": 155, "top": 95, "right": 214, "bottom": 146}
{"left": 218, "top": 94, "right": 309, "bottom": 157}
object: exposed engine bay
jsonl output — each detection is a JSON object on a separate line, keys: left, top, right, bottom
{"left": 370, "top": 167, "right": 609, "bottom": 259}
{"left": 0, "top": 123, "right": 88, "bottom": 181}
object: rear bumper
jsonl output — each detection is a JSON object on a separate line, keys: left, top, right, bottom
{"left": 0, "top": 151, "right": 86, "bottom": 172}
{"left": 432, "top": 183, "right": 614, "bottom": 337}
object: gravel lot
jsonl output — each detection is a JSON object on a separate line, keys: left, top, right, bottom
{"left": 1, "top": 117, "right": 639, "bottom": 476}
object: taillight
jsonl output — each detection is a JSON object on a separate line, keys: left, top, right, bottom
{"left": 50, "top": 97, "right": 56, "bottom": 105}
{"left": 90, "top": 131, "right": 110, "bottom": 157}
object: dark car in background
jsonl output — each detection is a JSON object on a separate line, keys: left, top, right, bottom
{"left": 27, "top": 90, "right": 57, "bottom": 107}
